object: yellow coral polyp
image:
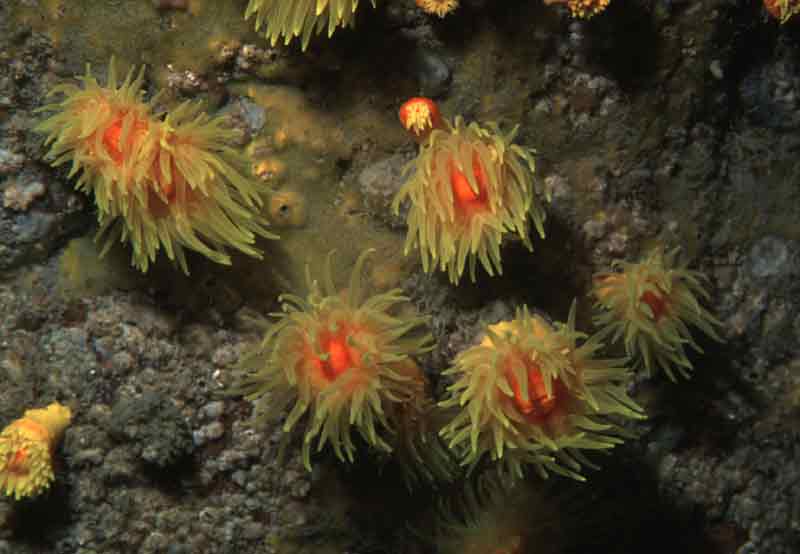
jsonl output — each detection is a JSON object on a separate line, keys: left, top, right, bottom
{"left": 439, "top": 304, "right": 643, "bottom": 483}
{"left": 234, "top": 249, "right": 433, "bottom": 469}
{"left": 416, "top": 0, "right": 460, "bottom": 18}
{"left": 0, "top": 403, "right": 72, "bottom": 500}
{"left": 592, "top": 247, "right": 723, "bottom": 381}
{"left": 544, "top": 0, "right": 610, "bottom": 19}
{"left": 244, "top": 0, "right": 376, "bottom": 51}
{"left": 36, "top": 60, "right": 277, "bottom": 274}
{"left": 392, "top": 116, "right": 546, "bottom": 284}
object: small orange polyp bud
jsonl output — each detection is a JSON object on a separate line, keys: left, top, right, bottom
{"left": 399, "top": 97, "right": 443, "bottom": 143}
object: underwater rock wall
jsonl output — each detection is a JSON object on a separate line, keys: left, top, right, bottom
{"left": 0, "top": 1, "right": 798, "bottom": 553}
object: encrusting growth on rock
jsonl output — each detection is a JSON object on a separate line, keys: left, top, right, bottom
{"left": 592, "top": 247, "right": 724, "bottom": 381}
{"left": 36, "top": 59, "right": 276, "bottom": 274}
{"left": 233, "top": 249, "right": 434, "bottom": 470}
{"left": 439, "top": 303, "right": 643, "bottom": 484}
{"left": 0, "top": 402, "right": 72, "bottom": 500}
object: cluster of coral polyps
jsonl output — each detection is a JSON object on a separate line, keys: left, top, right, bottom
{"left": 0, "top": 403, "right": 72, "bottom": 500}
{"left": 591, "top": 247, "right": 723, "bottom": 381}
{"left": 243, "top": 0, "right": 611, "bottom": 51}
{"left": 763, "top": 0, "right": 800, "bottom": 23}
{"left": 439, "top": 304, "right": 643, "bottom": 483}
{"left": 233, "top": 250, "right": 446, "bottom": 471}
{"left": 393, "top": 98, "right": 547, "bottom": 284}
{"left": 36, "top": 60, "right": 276, "bottom": 274}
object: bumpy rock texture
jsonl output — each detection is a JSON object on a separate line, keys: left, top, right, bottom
{"left": 1, "top": 1, "right": 799, "bottom": 553}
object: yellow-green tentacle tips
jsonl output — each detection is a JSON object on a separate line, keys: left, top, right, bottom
{"left": 244, "top": 0, "right": 377, "bottom": 51}
{"left": 591, "top": 247, "right": 724, "bottom": 381}
{"left": 430, "top": 475, "right": 568, "bottom": 554}
{"left": 232, "top": 249, "right": 434, "bottom": 470}
{"left": 438, "top": 303, "right": 644, "bottom": 484}
{"left": 0, "top": 403, "right": 72, "bottom": 500}
{"left": 36, "top": 60, "right": 277, "bottom": 274}
{"left": 392, "top": 116, "right": 547, "bottom": 284}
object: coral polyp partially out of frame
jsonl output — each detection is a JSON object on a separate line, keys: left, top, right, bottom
{"left": 439, "top": 304, "right": 643, "bottom": 483}
{"left": 416, "top": 0, "right": 460, "bottom": 17}
{"left": 763, "top": 0, "right": 800, "bottom": 23}
{"left": 36, "top": 60, "right": 276, "bottom": 274}
{"left": 393, "top": 115, "right": 546, "bottom": 284}
{"left": 544, "top": 0, "right": 611, "bottom": 18}
{"left": 234, "top": 250, "right": 434, "bottom": 469}
{"left": 245, "top": 0, "right": 376, "bottom": 50}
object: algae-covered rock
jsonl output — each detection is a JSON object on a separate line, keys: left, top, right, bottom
{"left": 109, "top": 392, "right": 194, "bottom": 468}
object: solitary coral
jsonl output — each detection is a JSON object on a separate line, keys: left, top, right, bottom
{"left": 544, "top": 0, "right": 610, "bottom": 19}
{"left": 0, "top": 402, "right": 72, "bottom": 500}
{"left": 392, "top": 113, "right": 546, "bottom": 284}
{"left": 439, "top": 304, "right": 643, "bottom": 483}
{"left": 592, "top": 247, "right": 723, "bottom": 380}
{"left": 234, "top": 249, "right": 433, "bottom": 469}
{"left": 244, "top": 0, "right": 376, "bottom": 50}
{"left": 416, "top": 0, "right": 459, "bottom": 18}
{"left": 36, "top": 60, "right": 276, "bottom": 273}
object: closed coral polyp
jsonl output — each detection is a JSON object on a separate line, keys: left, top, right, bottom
{"left": 399, "top": 97, "right": 444, "bottom": 143}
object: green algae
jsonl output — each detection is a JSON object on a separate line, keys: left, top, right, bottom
{"left": 9, "top": 0, "right": 255, "bottom": 87}
{"left": 58, "top": 236, "right": 145, "bottom": 298}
